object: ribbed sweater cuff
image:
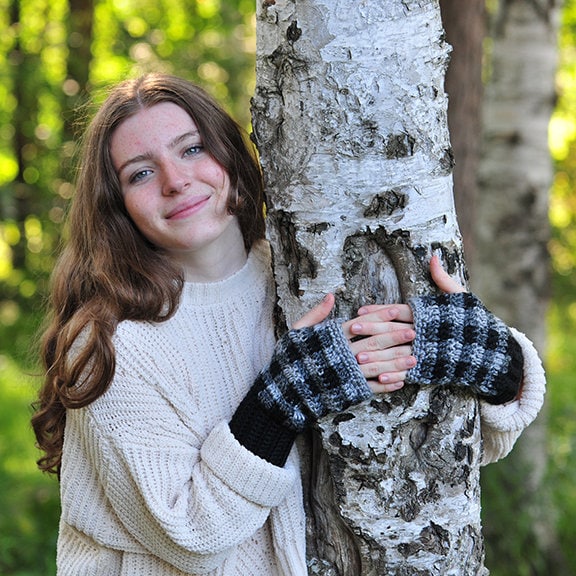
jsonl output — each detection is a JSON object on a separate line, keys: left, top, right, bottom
{"left": 480, "top": 327, "right": 546, "bottom": 431}
{"left": 229, "top": 386, "right": 297, "bottom": 467}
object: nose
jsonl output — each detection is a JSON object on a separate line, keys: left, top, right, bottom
{"left": 161, "top": 160, "right": 190, "bottom": 196}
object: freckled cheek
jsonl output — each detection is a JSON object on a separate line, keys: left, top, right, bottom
{"left": 124, "top": 195, "right": 158, "bottom": 233}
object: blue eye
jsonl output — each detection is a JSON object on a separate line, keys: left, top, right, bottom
{"left": 129, "top": 169, "right": 152, "bottom": 184}
{"left": 184, "top": 145, "right": 204, "bottom": 157}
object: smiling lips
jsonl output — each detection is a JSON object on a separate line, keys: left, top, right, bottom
{"left": 165, "top": 195, "right": 210, "bottom": 220}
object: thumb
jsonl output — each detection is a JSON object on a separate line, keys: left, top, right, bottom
{"left": 292, "top": 294, "right": 335, "bottom": 329}
{"left": 430, "top": 255, "right": 467, "bottom": 294}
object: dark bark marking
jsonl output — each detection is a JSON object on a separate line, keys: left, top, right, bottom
{"left": 286, "top": 20, "right": 302, "bottom": 43}
{"left": 439, "top": 147, "right": 455, "bottom": 172}
{"left": 332, "top": 412, "right": 356, "bottom": 425}
{"left": 409, "top": 422, "right": 429, "bottom": 452}
{"left": 363, "top": 189, "right": 407, "bottom": 218}
{"left": 398, "top": 521, "right": 450, "bottom": 557}
{"left": 428, "top": 386, "right": 453, "bottom": 422}
{"left": 327, "top": 432, "right": 366, "bottom": 461}
{"left": 454, "top": 441, "right": 468, "bottom": 462}
{"left": 306, "top": 222, "right": 332, "bottom": 234}
{"left": 385, "top": 132, "right": 416, "bottom": 159}
{"left": 398, "top": 481, "right": 420, "bottom": 522}
{"left": 460, "top": 413, "right": 477, "bottom": 439}
{"left": 269, "top": 209, "right": 318, "bottom": 297}
{"left": 370, "top": 397, "right": 391, "bottom": 415}
{"left": 339, "top": 230, "right": 402, "bottom": 315}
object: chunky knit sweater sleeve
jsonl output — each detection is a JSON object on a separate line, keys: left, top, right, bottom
{"left": 104, "top": 376, "right": 294, "bottom": 561}
{"left": 479, "top": 327, "right": 546, "bottom": 465}
{"left": 60, "top": 330, "right": 300, "bottom": 575}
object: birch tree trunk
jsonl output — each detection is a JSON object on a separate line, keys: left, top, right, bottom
{"left": 474, "top": 1, "right": 566, "bottom": 572}
{"left": 252, "top": 1, "right": 487, "bottom": 573}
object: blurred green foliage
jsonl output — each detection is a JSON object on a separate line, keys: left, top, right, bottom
{"left": 0, "top": 0, "right": 575, "bottom": 574}
{"left": 483, "top": 2, "right": 576, "bottom": 573}
{"left": 0, "top": 356, "right": 59, "bottom": 575}
{"left": 546, "top": 0, "right": 576, "bottom": 569}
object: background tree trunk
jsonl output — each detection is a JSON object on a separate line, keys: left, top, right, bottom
{"left": 64, "top": 0, "right": 94, "bottom": 140}
{"left": 6, "top": 0, "right": 41, "bottom": 269}
{"left": 252, "top": 1, "right": 487, "bottom": 574}
{"left": 474, "top": 1, "right": 566, "bottom": 573}
{"left": 439, "top": 0, "right": 486, "bottom": 265}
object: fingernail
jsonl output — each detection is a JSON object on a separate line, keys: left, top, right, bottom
{"left": 379, "top": 374, "right": 390, "bottom": 383}
{"left": 357, "top": 353, "right": 368, "bottom": 363}
{"left": 351, "top": 323, "right": 362, "bottom": 333}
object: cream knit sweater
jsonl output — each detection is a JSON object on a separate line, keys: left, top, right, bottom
{"left": 56, "top": 240, "right": 545, "bottom": 575}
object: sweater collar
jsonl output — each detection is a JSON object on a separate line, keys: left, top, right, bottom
{"left": 180, "top": 240, "right": 271, "bottom": 306}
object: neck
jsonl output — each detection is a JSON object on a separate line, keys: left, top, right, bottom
{"left": 173, "top": 234, "right": 249, "bottom": 283}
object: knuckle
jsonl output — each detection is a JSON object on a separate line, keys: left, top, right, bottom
{"left": 364, "top": 364, "right": 382, "bottom": 378}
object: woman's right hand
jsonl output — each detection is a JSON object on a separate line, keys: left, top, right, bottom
{"left": 344, "top": 304, "right": 416, "bottom": 394}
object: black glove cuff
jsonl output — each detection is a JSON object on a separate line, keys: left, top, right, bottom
{"left": 229, "top": 383, "right": 297, "bottom": 467}
{"left": 406, "top": 292, "right": 523, "bottom": 404}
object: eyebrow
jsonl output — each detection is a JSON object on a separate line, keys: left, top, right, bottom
{"left": 116, "top": 130, "right": 201, "bottom": 176}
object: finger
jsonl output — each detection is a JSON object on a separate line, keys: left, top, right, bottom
{"left": 292, "top": 293, "right": 335, "bottom": 329}
{"left": 347, "top": 320, "right": 415, "bottom": 343}
{"left": 355, "top": 304, "right": 414, "bottom": 323}
{"left": 368, "top": 377, "right": 406, "bottom": 394}
{"left": 356, "top": 345, "right": 414, "bottom": 367}
{"left": 349, "top": 327, "right": 415, "bottom": 354}
{"left": 356, "top": 353, "right": 416, "bottom": 380}
{"left": 342, "top": 308, "right": 414, "bottom": 341}
{"left": 430, "top": 254, "right": 466, "bottom": 294}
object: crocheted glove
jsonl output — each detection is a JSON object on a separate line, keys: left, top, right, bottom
{"left": 255, "top": 318, "right": 372, "bottom": 431}
{"left": 230, "top": 319, "right": 372, "bottom": 466}
{"left": 405, "top": 292, "right": 524, "bottom": 405}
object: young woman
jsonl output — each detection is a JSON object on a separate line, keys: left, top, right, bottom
{"left": 32, "top": 73, "right": 545, "bottom": 576}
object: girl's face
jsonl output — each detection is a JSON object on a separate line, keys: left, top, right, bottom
{"left": 110, "top": 102, "right": 245, "bottom": 280}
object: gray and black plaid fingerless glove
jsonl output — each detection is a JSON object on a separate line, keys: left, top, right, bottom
{"left": 405, "top": 292, "right": 524, "bottom": 405}
{"left": 230, "top": 319, "right": 372, "bottom": 466}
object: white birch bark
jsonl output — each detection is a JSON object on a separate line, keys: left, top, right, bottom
{"left": 475, "top": 0, "right": 563, "bottom": 570}
{"left": 252, "top": 2, "right": 488, "bottom": 574}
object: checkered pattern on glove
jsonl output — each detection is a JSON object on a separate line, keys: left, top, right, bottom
{"left": 229, "top": 318, "right": 372, "bottom": 466}
{"left": 405, "top": 292, "right": 523, "bottom": 405}
{"left": 255, "top": 318, "right": 372, "bottom": 432}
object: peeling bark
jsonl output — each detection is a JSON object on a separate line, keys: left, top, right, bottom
{"left": 252, "top": 1, "right": 486, "bottom": 573}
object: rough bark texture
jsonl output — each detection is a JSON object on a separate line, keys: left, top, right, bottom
{"left": 252, "top": 1, "right": 487, "bottom": 574}
{"left": 474, "top": 1, "right": 565, "bottom": 572}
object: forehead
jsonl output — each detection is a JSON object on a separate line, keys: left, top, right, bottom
{"left": 110, "top": 102, "right": 199, "bottom": 166}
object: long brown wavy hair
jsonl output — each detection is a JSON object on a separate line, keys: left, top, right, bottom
{"left": 31, "top": 73, "right": 266, "bottom": 476}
